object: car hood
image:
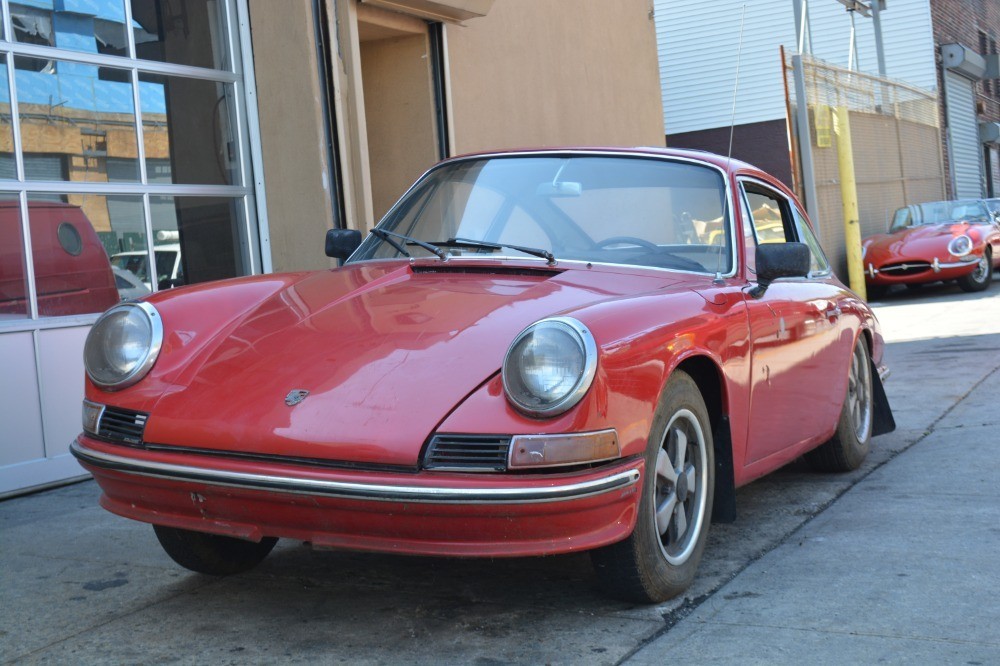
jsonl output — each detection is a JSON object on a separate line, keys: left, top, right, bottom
{"left": 865, "top": 222, "right": 974, "bottom": 262}
{"left": 143, "top": 261, "right": 684, "bottom": 467}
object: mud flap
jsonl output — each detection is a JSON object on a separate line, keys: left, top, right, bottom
{"left": 712, "top": 415, "right": 736, "bottom": 523}
{"left": 871, "top": 362, "right": 896, "bottom": 437}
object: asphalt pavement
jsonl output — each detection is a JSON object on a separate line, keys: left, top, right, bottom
{"left": 2, "top": 275, "right": 999, "bottom": 665}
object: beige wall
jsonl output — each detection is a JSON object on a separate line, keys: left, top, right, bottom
{"left": 361, "top": 33, "right": 441, "bottom": 220}
{"left": 248, "top": 0, "right": 666, "bottom": 271}
{"left": 445, "top": 0, "right": 665, "bottom": 153}
{"left": 248, "top": 0, "right": 336, "bottom": 272}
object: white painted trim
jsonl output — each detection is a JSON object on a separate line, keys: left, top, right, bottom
{"left": 235, "top": 0, "right": 272, "bottom": 273}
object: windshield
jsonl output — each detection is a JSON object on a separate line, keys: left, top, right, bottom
{"left": 350, "top": 155, "right": 732, "bottom": 274}
{"left": 891, "top": 199, "right": 990, "bottom": 231}
{"left": 111, "top": 253, "right": 149, "bottom": 282}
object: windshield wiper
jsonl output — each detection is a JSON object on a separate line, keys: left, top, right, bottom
{"left": 370, "top": 228, "right": 447, "bottom": 261}
{"left": 433, "top": 237, "right": 556, "bottom": 265}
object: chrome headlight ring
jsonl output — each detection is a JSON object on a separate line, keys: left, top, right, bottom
{"left": 84, "top": 301, "right": 163, "bottom": 391}
{"left": 948, "top": 234, "right": 973, "bottom": 257}
{"left": 502, "top": 317, "right": 598, "bottom": 418}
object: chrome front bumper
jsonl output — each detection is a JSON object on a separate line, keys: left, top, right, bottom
{"left": 70, "top": 439, "right": 641, "bottom": 505}
{"left": 867, "top": 255, "right": 979, "bottom": 278}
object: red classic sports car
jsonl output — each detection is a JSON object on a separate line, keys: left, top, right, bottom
{"left": 862, "top": 198, "right": 1000, "bottom": 296}
{"left": 73, "top": 148, "right": 895, "bottom": 603}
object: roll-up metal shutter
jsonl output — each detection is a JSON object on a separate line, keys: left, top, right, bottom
{"left": 944, "top": 70, "right": 985, "bottom": 198}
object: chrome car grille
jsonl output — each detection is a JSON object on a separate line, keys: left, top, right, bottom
{"left": 879, "top": 261, "right": 931, "bottom": 276}
{"left": 98, "top": 406, "right": 149, "bottom": 446}
{"left": 423, "top": 434, "right": 511, "bottom": 472}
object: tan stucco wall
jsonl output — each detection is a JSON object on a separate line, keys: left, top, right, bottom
{"left": 445, "top": 0, "right": 665, "bottom": 153}
{"left": 248, "top": 0, "right": 336, "bottom": 272}
{"left": 361, "top": 34, "right": 441, "bottom": 220}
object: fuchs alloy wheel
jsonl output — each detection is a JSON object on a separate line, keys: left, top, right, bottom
{"left": 153, "top": 525, "right": 278, "bottom": 575}
{"left": 806, "top": 338, "right": 873, "bottom": 472}
{"left": 591, "top": 371, "right": 714, "bottom": 603}
{"left": 957, "top": 249, "right": 992, "bottom": 293}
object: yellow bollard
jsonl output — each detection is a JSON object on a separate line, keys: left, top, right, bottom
{"left": 834, "top": 106, "right": 867, "bottom": 300}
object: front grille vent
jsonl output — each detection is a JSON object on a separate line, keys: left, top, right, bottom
{"left": 880, "top": 261, "right": 931, "bottom": 276}
{"left": 423, "top": 434, "right": 511, "bottom": 472}
{"left": 98, "top": 406, "right": 149, "bottom": 446}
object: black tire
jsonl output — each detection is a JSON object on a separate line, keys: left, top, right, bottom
{"left": 806, "top": 338, "right": 873, "bottom": 472}
{"left": 957, "top": 249, "right": 993, "bottom": 293}
{"left": 865, "top": 284, "right": 888, "bottom": 300}
{"left": 153, "top": 525, "right": 278, "bottom": 575}
{"left": 591, "top": 371, "right": 714, "bottom": 603}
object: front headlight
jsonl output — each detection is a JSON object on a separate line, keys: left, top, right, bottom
{"left": 502, "top": 317, "right": 597, "bottom": 418}
{"left": 948, "top": 234, "right": 973, "bottom": 257}
{"left": 84, "top": 302, "right": 163, "bottom": 390}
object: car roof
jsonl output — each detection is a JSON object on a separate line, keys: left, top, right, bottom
{"left": 442, "top": 146, "right": 760, "bottom": 174}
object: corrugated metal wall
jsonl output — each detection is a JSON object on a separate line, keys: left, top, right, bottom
{"left": 655, "top": 0, "right": 938, "bottom": 135}
{"left": 944, "top": 70, "right": 986, "bottom": 197}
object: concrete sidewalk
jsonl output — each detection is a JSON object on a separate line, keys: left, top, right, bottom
{"left": 629, "top": 369, "right": 1000, "bottom": 663}
{"left": 2, "top": 279, "right": 998, "bottom": 664}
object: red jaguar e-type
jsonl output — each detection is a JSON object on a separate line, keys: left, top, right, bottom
{"left": 862, "top": 198, "right": 1000, "bottom": 297}
{"left": 72, "top": 148, "right": 895, "bottom": 603}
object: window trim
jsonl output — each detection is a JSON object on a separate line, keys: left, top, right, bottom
{"left": 737, "top": 175, "right": 832, "bottom": 279}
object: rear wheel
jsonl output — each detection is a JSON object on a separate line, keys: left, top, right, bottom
{"left": 957, "top": 249, "right": 992, "bottom": 292}
{"left": 153, "top": 525, "right": 278, "bottom": 575}
{"left": 591, "top": 371, "right": 714, "bottom": 603}
{"left": 806, "top": 338, "right": 872, "bottom": 472}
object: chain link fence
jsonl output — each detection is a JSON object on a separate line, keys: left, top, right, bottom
{"left": 785, "top": 53, "right": 946, "bottom": 277}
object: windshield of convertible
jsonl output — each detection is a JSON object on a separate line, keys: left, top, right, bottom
{"left": 890, "top": 199, "right": 991, "bottom": 231}
{"left": 350, "top": 155, "right": 732, "bottom": 274}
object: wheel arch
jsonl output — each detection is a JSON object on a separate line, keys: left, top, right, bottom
{"left": 674, "top": 355, "right": 736, "bottom": 523}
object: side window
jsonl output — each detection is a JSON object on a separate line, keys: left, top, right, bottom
{"left": 791, "top": 206, "right": 831, "bottom": 275}
{"left": 743, "top": 187, "right": 792, "bottom": 244}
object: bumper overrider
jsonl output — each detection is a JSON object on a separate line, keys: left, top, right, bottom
{"left": 71, "top": 436, "right": 643, "bottom": 557}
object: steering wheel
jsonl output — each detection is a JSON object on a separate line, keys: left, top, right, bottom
{"left": 595, "top": 236, "right": 660, "bottom": 251}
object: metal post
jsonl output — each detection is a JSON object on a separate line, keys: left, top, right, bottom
{"left": 834, "top": 106, "right": 867, "bottom": 299}
{"left": 871, "top": 0, "right": 887, "bottom": 78}
{"left": 792, "top": 55, "right": 820, "bottom": 221}
{"left": 792, "top": 0, "right": 813, "bottom": 55}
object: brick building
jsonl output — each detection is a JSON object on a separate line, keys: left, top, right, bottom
{"left": 931, "top": 0, "right": 1000, "bottom": 197}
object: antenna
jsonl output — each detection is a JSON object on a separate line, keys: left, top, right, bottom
{"left": 726, "top": 4, "right": 748, "bottom": 170}
{"left": 718, "top": 4, "right": 747, "bottom": 284}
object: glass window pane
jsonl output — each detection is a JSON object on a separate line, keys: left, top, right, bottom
{"left": 0, "top": 56, "right": 15, "bottom": 180}
{"left": 29, "top": 193, "right": 146, "bottom": 316}
{"left": 140, "top": 74, "right": 238, "bottom": 185}
{"left": 10, "top": 1, "right": 129, "bottom": 59}
{"left": 131, "top": 1, "right": 231, "bottom": 71}
{"left": 149, "top": 196, "right": 248, "bottom": 288}
{"left": 15, "top": 56, "right": 140, "bottom": 183}
{"left": 0, "top": 195, "right": 30, "bottom": 318}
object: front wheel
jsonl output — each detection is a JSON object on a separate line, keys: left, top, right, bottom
{"left": 153, "top": 525, "right": 278, "bottom": 575}
{"left": 957, "top": 249, "right": 993, "bottom": 292}
{"left": 806, "top": 338, "right": 872, "bottom": 472}
{"left": 591, "top": 371, "right": 714, "bottom": 603}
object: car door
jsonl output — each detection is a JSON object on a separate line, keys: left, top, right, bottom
{"left": 739, "top": 178, "right": 852, "bottom": 467}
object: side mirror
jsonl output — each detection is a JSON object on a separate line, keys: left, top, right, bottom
{"left": 325, "top": 228, "right": 362, "bottom": 264}
{"left": 748, "top": 242, "right": 811, "bottom": 298}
